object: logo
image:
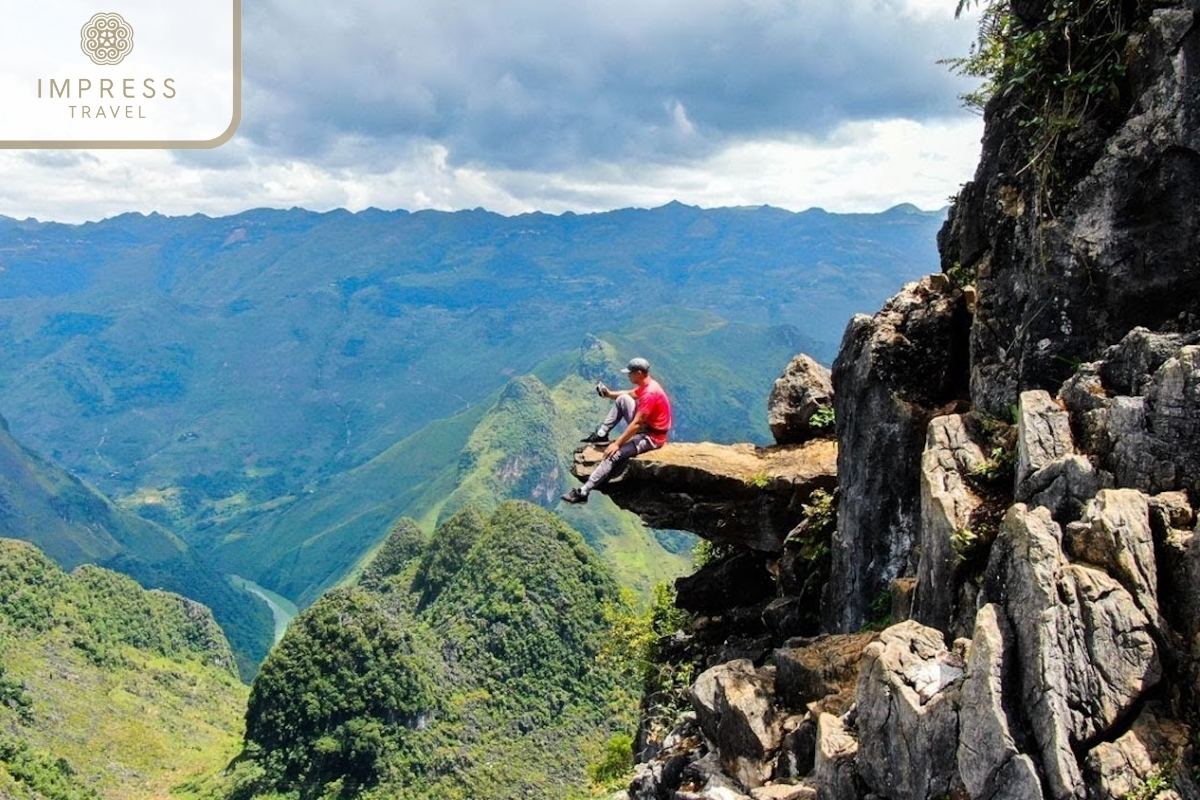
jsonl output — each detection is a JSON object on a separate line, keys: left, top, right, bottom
{"left": 80, "top": 12, "right": 135, "bottom": 66}
{"left": 0, "top": 0, "right": 240, "bottom": 148}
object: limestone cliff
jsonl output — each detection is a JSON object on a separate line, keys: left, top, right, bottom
{"left": 600, "top": 1, "right": 1200, "bottom": 797}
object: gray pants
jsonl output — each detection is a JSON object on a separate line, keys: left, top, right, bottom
{"left": 597, "top": 393, "right": 637, "bottom": 437}
{"left": 583, "top": 394, "right": 659, "bottom": 494}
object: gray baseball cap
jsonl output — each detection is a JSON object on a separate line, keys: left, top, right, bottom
{"left": 621, "top": 357, "right": 651, "bottom": 374}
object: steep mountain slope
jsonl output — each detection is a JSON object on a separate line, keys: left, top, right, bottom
{"left": 0, "top": 539, "right": 247, "bottom": 799}
{"left": 0, "top": 412, "right": 273, "bottom": 676}
{"left": 228, "top": 502, "right": 636, "bottom": 800}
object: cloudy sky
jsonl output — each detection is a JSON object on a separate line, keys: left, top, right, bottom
{"left": 0, "top": 0, "right": 985, "bottom": 222}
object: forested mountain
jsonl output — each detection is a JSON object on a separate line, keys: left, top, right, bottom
{"left": 0, "top": 539, "right": 247, "bottom": 799}
{"left": 222, "top": 502, "right": 638, "bottom": 800}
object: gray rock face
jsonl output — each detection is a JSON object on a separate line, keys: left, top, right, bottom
{"left": 939, "top": 0, "right": 1200, "bottom": 419}
{"left": 826, "top": 277, "right": 971, "bottom": 632}
{"left": 913, "top": 414, "right": 987, "bottom": 634}
{"left": 813, "top": 713, "right": 860, "bottom": 800}
{"left": 768, "top": 354, "right": 834, "bottom": 445}
{"left": 690, "top": 660, "right": 782, "bottom": 789}
{"left": 985, "top": 505, "right": 1162, "bottom": 799}
{"left": 852, "top": 621, "right": 964, "bottom": 800}
{"left": 1020, "top": 455, "right": 1103, "bottom": 523}
{"left": 1063, "top": 489, "right": 1158, "bottom": 622}
{"left": 1083, "top": 708, "right": 1194, "bottom": 800}
{"left": 1061, "top": 331, "right": 1200, "bottom": 497}
{"left": 1015, "top": 390, "right": 1075, "bottom": 491}
{"left": 957, "top": 604, "right": 1045, "bottom": 800}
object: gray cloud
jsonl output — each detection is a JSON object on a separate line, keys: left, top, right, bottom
{"left": 235, "top": 0, "right": 979, "bottom": 170}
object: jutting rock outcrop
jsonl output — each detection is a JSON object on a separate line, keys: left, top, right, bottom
{"left": 609, "top": 0, "right": 1200, "bottom": 796}
{"left": 572, "top": 440, "right": 836, "bottom": 553}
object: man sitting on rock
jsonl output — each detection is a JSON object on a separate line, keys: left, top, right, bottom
{"left": 562, "top": 357, "right": 672, "bottom": 504}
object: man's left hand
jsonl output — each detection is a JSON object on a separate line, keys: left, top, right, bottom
{"left": 603, "top": 441, "right": 620, "bottom": 458}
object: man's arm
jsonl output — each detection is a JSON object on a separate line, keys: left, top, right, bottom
{"left": 604, "top": 412, "right": 646, "bottom": 457}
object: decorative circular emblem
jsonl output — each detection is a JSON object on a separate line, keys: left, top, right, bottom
{"left": 80, "top": 12, "right": 134, "bottom": 65}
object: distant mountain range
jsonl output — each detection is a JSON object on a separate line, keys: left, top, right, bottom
{"left": 0, "top": 202, "right": 944, "bottom": 646}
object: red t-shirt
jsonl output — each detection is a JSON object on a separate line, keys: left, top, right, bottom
{"left": 634, "top": 378, "right": 672, "bottom": 446}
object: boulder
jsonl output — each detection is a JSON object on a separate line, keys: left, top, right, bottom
{"left": 1147, "top": 490, "right": 1194, "bottom": 530}
{"left": 826, "top": 276, "right": 971, "bottom": 632}
{"left": 913, "top": 414, "right": 987, "bottom": 634}
{"left": 761, "top": 597, "right": 816, "bottom": 641}
{"left": 1061, "top": 331, "right": 1200, "bottom": 497}
{"left": 690, "top": 659, "right": 782, "bottom": 789}
{"left": 853, "top": 621, "right": 964, "bottom": 800}
{"left": 773, "top": 633, "right": 876, "bottom": 716}
{"left": 985, "top": 505, "right": 1162, "bottom": 799}
{"left": 1062, "top": 489, "right": 1158, "bottom": 622}
{"left": 573, "top": 441, "right": 836, "bottom": 553}
{"left": 1015, "top": 390, "right": 1076, "bottom": 490}
{"left": 768, "top": 354, "right": 834, "bottom": 445}
{"left": 750, "top": 783, "right": 816, "bottom": 800}
{"left": 1020, "top": 455, "right": 1103, "bottom": 523}
{"left": 774, "top": 717, "right": 817, "bottom": 780}
{"left": 677, "top": 752, "right": 754, "bottom": 800}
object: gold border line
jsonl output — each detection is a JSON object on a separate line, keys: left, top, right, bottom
{"left": 0, "top": 0, "right": 242, "bottom": 149}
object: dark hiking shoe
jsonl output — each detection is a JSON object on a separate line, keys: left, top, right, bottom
{"left": 580, "top": 432, "right": 610, "bottom": 444}
{"left": 561, "top": 488, "right": 588, "bottom": 504}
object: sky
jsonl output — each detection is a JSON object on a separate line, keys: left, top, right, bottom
{"left": 0, "top": 0, "right": 985, "bottom": 222}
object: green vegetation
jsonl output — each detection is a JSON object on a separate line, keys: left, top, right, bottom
{"left": 1121, "top": 765, "right": 1172, "bottom": 800}
{"left": 359, "top": 518, "right": 424, "bottom": 588}
{"left": 951, "top": 527, "right": 981, "bottom": 563}
{"left": 861, "top": 590, "right": 894, "bottom": 633}
{"left": 745, "top": 470, "right": 772, "bottom": 489}
{"left": 598, "top": 583, "right": 693, "bottom": 754}
{"left": 0, "top": 539, "right": 247, "bottom": 800}
{"left": 232, "top": 502, "right": 641, "bottom": 799}
{"left": 784, "top": 488, "right": 836, "bottom": 629}
{"left": 243, "top": 588, "right": 438, "bottom": 796}
{"left": 0, "top": 417, "right": 273, "bottom": 677}
{"left": 588, "top": 733, "right": 635, "bottom": 789}
{"left": 947, "top": 0, "right": 1132, "bottom": 212}
{"left": 969, "top": 446, "right": 1017, "bottom": 488}
{"left": 808, "top": 406, "right": 836, "bottom": 432}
